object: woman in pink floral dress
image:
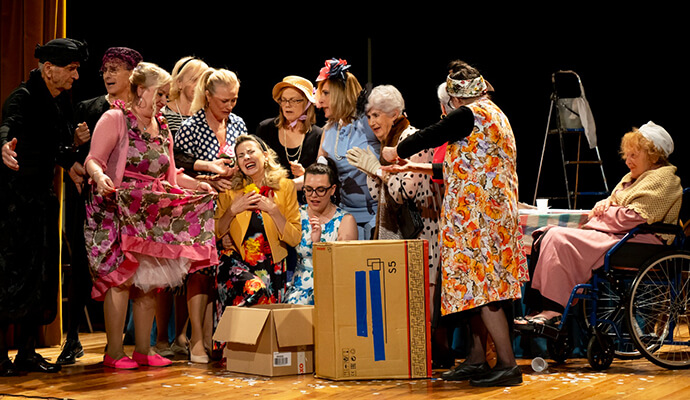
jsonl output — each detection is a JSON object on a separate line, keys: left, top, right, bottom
{"left": 84, "top": 62, "right": 217, "bottom": 369}
{"left": 382, "top": 61, "right": 528, "bottom": 387}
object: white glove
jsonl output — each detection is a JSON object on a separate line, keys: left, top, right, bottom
{"left": 346, "top": 146, "right": 381, "bottom": 176}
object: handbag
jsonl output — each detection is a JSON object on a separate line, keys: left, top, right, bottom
{"left": 396, "top": 186, "right": 424, "bottom": 239}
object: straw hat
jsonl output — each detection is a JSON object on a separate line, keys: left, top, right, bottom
{"left": 272, "top": 75, "right": 316, "bottom": 104}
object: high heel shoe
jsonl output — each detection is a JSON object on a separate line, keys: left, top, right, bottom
{"left": 132, "top": 351, "right": 172, "bottom": 367}
{"left": 189, "top": 352, "right": 210, "bottom": 364}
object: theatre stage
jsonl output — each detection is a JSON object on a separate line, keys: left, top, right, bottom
{"left": 2, "top": 332, "right": 689, "bottom": 399}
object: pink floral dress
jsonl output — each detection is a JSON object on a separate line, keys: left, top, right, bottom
{"left": 85, "top": 103, "right": 218, "bottom": 300}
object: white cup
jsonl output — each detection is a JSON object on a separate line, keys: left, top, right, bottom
{"left": 536, "top": 198, "right": 549, "bottom": 212}
{"left": 531, "top": 356, "right": 548, "bottom": 372}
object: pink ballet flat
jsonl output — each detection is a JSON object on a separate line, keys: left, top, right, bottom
{"left": 103, "top": 354, "right": 139, "bottom": 369}
{"left": 132, "top": 351, "right": 172, "bottom": 367}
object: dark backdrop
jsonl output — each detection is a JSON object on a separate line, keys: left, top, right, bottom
{"left": 66, "top": 3, "right": 688, "bottom": 208}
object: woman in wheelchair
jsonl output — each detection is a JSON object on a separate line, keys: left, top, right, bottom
{"left": 516, "top": 121, "right": 682, "bottom": 330}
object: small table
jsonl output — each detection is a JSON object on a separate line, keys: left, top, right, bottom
{"left": 518, "top": 209, "right": 590, "bottom": 255}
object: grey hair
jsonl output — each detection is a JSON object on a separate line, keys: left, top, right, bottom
{"left": 437, "top": 82, "right": 450, "bottom": 106}
{"left": 365, "top": 85, "right": 405, "bottom": 117}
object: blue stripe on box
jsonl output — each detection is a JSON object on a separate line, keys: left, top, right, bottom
{"left": 355, "top": 271, "right": 367, "bottom": 337}
{"left": 369, "top": 269, "right": 386, "bottom": 361}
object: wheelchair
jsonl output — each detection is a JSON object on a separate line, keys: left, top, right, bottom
{"left": 516, "top": 189, "right": 690, "bottom": 371}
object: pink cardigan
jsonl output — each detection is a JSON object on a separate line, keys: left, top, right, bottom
{"left": 85, "top": 109, "right": 181, "bottom": 186}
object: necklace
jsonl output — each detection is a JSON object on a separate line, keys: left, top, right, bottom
{"left": 281, "top": 127, "right": 305, "bottom": 163}
{"left": 131, "top": 110, "right": 154, "bottom": 134}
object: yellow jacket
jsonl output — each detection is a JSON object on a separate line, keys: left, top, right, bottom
{"left": 215, "top": 178, "right": 301, "bottom": 263}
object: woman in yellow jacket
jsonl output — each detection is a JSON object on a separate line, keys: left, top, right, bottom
{"left": 215, "top": 134, "right": 301, "bottom": 306}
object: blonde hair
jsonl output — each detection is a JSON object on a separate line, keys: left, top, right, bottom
{"left": 620, "top": 128, "right": 669, "bottom": 166}
{"left": 169, "top": 56, "right": 209, "bottom": 102}
{"left": 317, "top": 71, "right": 362, "bottom": 125}
{"left": 190, "top": 68, "right": 240, "bottom": 114}
{"left": 129, "top": 62, "right": 171, "bottom": 108}
{"left": 230, "top": 135, "right": 288, "bottom": 190}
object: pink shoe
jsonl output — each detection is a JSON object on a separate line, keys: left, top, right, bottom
{"left": 103, "top": 354, "right": 139, "bottom": 369}
{"left": 132, "top": 351, "right": 172, "bottom": 367}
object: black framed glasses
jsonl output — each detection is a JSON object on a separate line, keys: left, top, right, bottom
{"left": 303, "top": 185, "right": 333, "bottom": 197}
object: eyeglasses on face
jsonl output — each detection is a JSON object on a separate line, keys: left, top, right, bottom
{"left": 279, "top": 98, "right": 305, "bottom": 106}
{"left": 303, "top": 185, "right": 333, "bottom": 197}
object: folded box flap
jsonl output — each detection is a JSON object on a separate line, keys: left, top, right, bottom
{"left": 273, "top": 306, "right": 314, "bottom": 347}
{"left": 212, "top": 306, "right": 271, "bottom": 345}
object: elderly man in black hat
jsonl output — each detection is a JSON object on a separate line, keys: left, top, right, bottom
{"left": 0, "top": 37, "right": 88, "bottom": 376}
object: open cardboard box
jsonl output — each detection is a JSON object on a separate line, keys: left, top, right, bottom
{"left": 213, "top": 303, "right": 314, "bottom": 376}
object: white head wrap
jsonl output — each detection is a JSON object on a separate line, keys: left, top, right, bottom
{"left": 638, "top": 121, "right": 674, "bottom": 157}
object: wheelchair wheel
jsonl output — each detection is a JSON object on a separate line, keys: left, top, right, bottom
{"left": 547, "top": 334, "right": 571, "bottom": 364}
{"left": 587, "top": 334, "right": 614, "bottom": 370}
{"left": 627, "top": 250, "right": 690, "bottom": 369}
{"left": 581, "top": 271, "right": 642, "bottom": 359}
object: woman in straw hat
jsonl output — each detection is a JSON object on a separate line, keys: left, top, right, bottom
{"left": 255, "top": 75, "right": 323, "bottom": 200}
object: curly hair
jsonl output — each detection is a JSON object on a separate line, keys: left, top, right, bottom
{"left": 230, "top": 135, "right": 288, "bottom": 190}
{"left": 620, "top": 128, "right": 669, "bottom": 166}
{"left": 129, "top": 62, "right": 171, "bottom": 108}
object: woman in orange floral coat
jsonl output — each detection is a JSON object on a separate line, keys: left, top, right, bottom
{"left": 382, "top": 61, "right": 528, "bottom": 387}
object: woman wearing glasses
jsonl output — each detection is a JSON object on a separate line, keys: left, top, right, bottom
{"left": 285, "top": 157, "right": 357, "bottom": 305}
{"left": 255, "top": 76, "right": 322, "bottom": 199}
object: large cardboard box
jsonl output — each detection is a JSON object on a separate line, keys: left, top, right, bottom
{"left": 313, "top": 239, "right": 431, "bottom": 380}
{"left": 213, "top": 304, "right": 314, "bottom": 376}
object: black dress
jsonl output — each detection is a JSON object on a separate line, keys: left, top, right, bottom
{"left": 255, "top": 117, "right": 323, "bottom": 203}
{"left": 0, "top": 69, "right": 77, "bottom": 325}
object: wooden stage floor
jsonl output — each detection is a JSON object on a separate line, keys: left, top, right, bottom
{"left": 2, "top": 332, "right": 690, "bottom": 399}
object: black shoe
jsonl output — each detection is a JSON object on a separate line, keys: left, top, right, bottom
{"left": 57, "top": 339, "right": 84, "bottom": 365}
{"left": 469, "top": 365, "right": 522, "bottom": 387}
{"left": 1, "top": 358, "right": 18, "bottom": 377}
{"left": 13, "top": 353, "right": 62, "bottom": 373}
{"left": 440, "top": 361, "right": 490, "bottom": 381}
{"left": 432, "top": 356, "right": 456, "bottom": 369}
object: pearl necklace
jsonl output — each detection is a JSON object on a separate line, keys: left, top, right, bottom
{"left": 281, "top": 127, "right": 304, "bottom": 163}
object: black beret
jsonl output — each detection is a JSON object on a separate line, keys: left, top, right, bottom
{"left": 34, "top": 38, "right": 89, "bottom": 66}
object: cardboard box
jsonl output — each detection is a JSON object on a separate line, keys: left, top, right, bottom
{"left": 313, "top": 239, "right": 431, "bottom": 380}
{"left": 213, "top": 304, "right": 314, "bottom": 376}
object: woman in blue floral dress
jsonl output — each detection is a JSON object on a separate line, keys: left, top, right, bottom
{"left": 84, "top": 63, "right": 217, "bottom": 369}
{"left": 285, "top": 157, "right": 358, "bottom": 305}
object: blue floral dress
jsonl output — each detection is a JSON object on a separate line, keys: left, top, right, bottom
{"left": 285, "top": 205, "right": 348, "bottom": 305}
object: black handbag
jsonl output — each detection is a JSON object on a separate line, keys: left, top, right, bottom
{"left": 396, "top": 186, "right": 424, "bottom": 239}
